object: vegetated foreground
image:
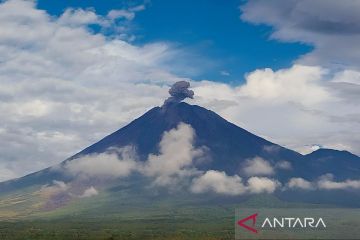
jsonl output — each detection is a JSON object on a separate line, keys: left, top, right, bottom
{"left": 0, "top": 206, "right": 234, "bottom": 240}
{"left": 0, "top": 191, "right": 335, "bottom": 240}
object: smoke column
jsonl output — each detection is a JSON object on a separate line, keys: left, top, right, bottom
{"left": 163, "top": 81, "right": 194, "bottom": 106}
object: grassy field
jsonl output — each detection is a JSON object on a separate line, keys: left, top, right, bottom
{"left": 0, "top": 217, "right": 235, "bottom": 240}
{"left": 0, "top": 204, "right": 235, "bottom": 240}
{"left": 1, "top": 184, "right": 358, "bottom": 240}
{"left": 0, "top": 186, "right": 235, "bottom": 239}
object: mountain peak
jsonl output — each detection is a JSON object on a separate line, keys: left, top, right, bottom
{"left": 307, "top": 148, "right": 359, "bottom": 158}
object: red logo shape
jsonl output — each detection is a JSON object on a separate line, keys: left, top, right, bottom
{"left": 237, "top": 213, "right": 258, "bottom": 234}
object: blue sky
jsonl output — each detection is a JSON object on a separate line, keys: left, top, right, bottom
{"left": 37, "top": 0, "right": 311, "bottom": 83}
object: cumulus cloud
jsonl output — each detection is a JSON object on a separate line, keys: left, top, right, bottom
{"left": 317, "top": 174, "right": 360, "bottom": 190}
{"left": 247, "top": 176, "right": 280, "bottom": 194}
{"left": 191, "top": 170, "right": 280, "bottom": 195}
{"left": 242, "top": 157, "right": 275, "bottom": 176}
{"left": 191, "top": 170, "right": 246, "bottom": 195}
{"left": 80, "top": 186, "right": 99, "bottom": 198}
{"left": 239, "top": 65, "right": 329, "bottom": 105}
{"left": 58, "top": 3, "right": 146, "bottom": 37}
{"left": 64, "top": 147, "right": 138, "bottom": 179}
{"left": 287, "top": 174, "right": 360, "bottom": 190}
{"left": 58, "top": 8, "right": 102, "bottom": 26}
{"left": 287, "top": 177, "right": 314, "bottom": 190}
{"left": 143, "top": 123, "right": 204, "bottom": 187}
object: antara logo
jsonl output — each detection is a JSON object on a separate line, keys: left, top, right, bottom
{"left": 237, "top": 213, "right": 326, "bottom": 234}
{"left": 237, "top": 213, "right": 258, "bottom": 233}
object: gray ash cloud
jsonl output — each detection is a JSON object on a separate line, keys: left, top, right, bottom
{"left": 163, "top": 81, "right": 194, "bottom": 106}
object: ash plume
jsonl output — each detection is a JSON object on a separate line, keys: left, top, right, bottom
{"left": 163, "top": 81, "right": 194, "bottom": 106}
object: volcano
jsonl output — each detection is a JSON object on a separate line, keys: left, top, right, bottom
{"left": 73, "top": 102, "right": 304, "bottom": 176}
{"left": 0, "top": 85, "right": 359, "bottom": 218}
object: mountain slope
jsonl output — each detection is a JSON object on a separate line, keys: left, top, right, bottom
{"left": 304, "top": 148, "right": 360, "bottom": 180}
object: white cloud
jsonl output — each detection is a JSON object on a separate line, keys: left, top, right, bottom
{"left": 190, "top": 170, "right": 246, "bottom": 195}
{"left": 80, "top": 186, "right": 99, "bottom": 198}
{"left": 107, "top": 4, "right": 146, "bottom": 21}
{"left": 58, "top": 8, "right": 101, "bottom": 26}
{"left": 287, "top": 174, "right": 360, "bottom": 190}
{"left": 64, "top": 147, "right": 138, "bottom": 179}
{"left": 239, "top": 65, "right": 329, "bottom": 105}
{"left": 287, "top": 177, "right": 314, "bottom": 190}
{"left": 107, "top": 9, "right": 135, "bottom": 21}
{"left": 242, "top": 157, "right": 275, "bottom": 176}
{"left": 191, "top": 170, "right": 279, "bottom": 195}
{"left": 317, "top": 174, "right": 360, "bottom": 190}
{"left": 247, "top": 176, "right": 280, "bottom": 194}
{"left": 143, "top": 123, "right": 205, "bottom": 187}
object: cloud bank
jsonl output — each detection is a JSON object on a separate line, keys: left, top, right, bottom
{"left": 191, "top": 170, "right": 280, "bottom": 195}
{"left": 64, "top": 146, "right": 138, "bottom": 179}
{"left": 46, "top": 123, "right": 360, "bottom": 198}
{"left": 57, "top": 123, "right": 284, "bottom": 197}
{"left": 287, "top": 174, "right": 360, "bottom": 190}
